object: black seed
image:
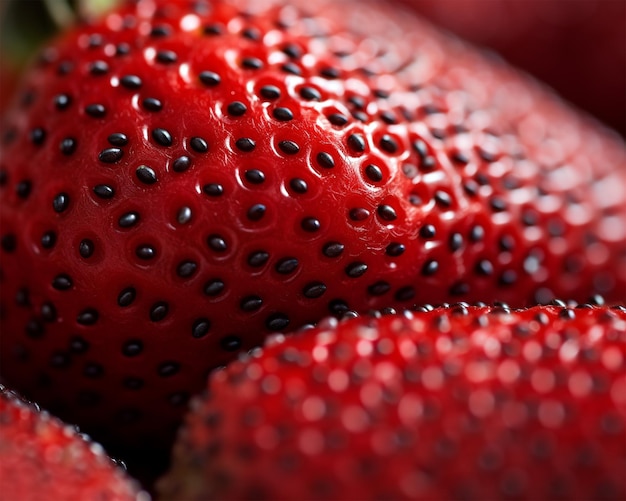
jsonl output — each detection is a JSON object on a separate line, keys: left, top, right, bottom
{"left": 396, "top": 286, "right": 416, "bottom": 301}
{"left": 273, "top": 107, "right": 293, "bottom": 121}
{"left": 52, "top": 274, "right": 73, "bottom": 290}
{"left": 242, "top": 57, "right": 263, "bottom": 69}
{"left": 470, "top": 225, "right": 485, "bottom": 242}
{"left": 26, "top": 319, "right": 44, "bottom": 338}
{"left": 260, "top": 85, "right": 280, "bottom": 99}
{"left": 99, "top": 148, "right": 123, "bottom": 163}
{"left": 50, "top": 352, "right": 71, "bottom": 368}
{"left": 449, "top": 233, "right": 463, "bottom": 252}
{"left": 85, "top": 103, "right": 106, "bottom": 118}
{"left": 220, "top": 336, "right": 242, "bottom": 352}
{"left": 313, "top": 152, "right": 334, "bottom": 170}
{"left": 386, "top": 242, "right": 405, "bottom": 256}
{"left": 203, "top": 183, "right": 223, "bottom": 196}
{"left": 275, "top": 257, "right": 299, "bottom": 274}
{"left": 379, "top": 134, "right": 398, "bottom": 153}
{"left": 450, "top": 282, "right": 469, "bottom": 296}
{"left": 464, "top": 180, "right": 479, "bottom": 197}
{"left": 116, "top": 43, "right": 130, "bottom": 56}
{"left": 150, "top": 25, "right": 171, "bottom": 37}
{"left": 490, "top": 197, "right": 507, "bottom": 212}
{"left": 15, "top": 288, "right": 30, "bottom": 306}
{"left": 289, "top": 178, "right": 308, "bottom": 193}
{"left": 323, "top": 242, "right": 344, "bottom": 258}
{"left": 79, "top": 239, "right": 94, "bottom": 258}
{"left": 199, "top": 71, "right": 221, "bottom": 86}
{"left": 118, "top": 287, "right": 136, "bottom": 307}
{"left": 16, "top": 181, "right": 31, "bottom": 199}
{"left": 248, "top": 251, "right": 269, "bottom": 267}
{"left": 350, "top": 208, "right": 370, "bottom": 221}
{"left": 152, "top": 128, "right": 173, "bottom": 146}
{"left": 377, "top": 205, "right": 397, "bottom": 221}
{"left": 207, "top": 235, "right": 227, "bottom": 252}
{"left": 123, "top": 377, "right": 144, "bottom": 390}
{"left": 41, "top": 231, "right": 56, "bottom": 249}
{"left": 108, "top": 133, "right": 128, "bottom": 146}
{"left": 177, "top": 260, "right": 197, "bottom": 278}
{"left": 57, "top": 61, "right": 73, "bottom": 75}
{"left": 173, "top": 156, "right": 191, "bottom": 172}
{"left": 299, "top": 86, "right": 321, "bottom": 101}
{"left": 136, "top": 245, "right": 156, "bottom": 260}
{"left": 77, "top": 308, "right": 98, "bottom": 325}
{"left": 588, "top": 294, "right": 605, "bottom": 306}
{"left": 435, "top": 191, "right": 452, "bottom": 208}
{"left": 320, "top": 66, "right": 339, "bottom": 79}
{"left": 279, "top": 140, "right": 300, "bottom": 155}
{"left": 89, "top": 60, "right": 109, "bottom": 75}
{"left": 241, "top": 26, "right": 261, "bottom": 40}
{"left": 82, "top": 363, "right": 103, "bottom": 379}
{"left": 60, "top": 137, "right": 76, "bottom": 155}
{"left": 0, "top": 169, "right": 7, "bottom": 184}
{"left": 281, "top": 62, "right": 301, "bottom": 75}
{"left": 192, "top": 318, "right": 211, "bottom": 338}
{"left": 499, "top": 235, "right": 515, "bottom": 252}
{"left": 247, "top": 204, "right": 266, "bottom": 221}
{"left": 203, "top": 23, "right": 223, "bottom": 35}
{"left": 190, "top": 137, "right": 208, "bottom": 153}
{"left": 380, "top": 110, "right": 397, "bottom": 124}
{"left": 301, "top": 217, "right": 321, "bottom": 232}
{"left": 69, "top": 335, "right": 88, "bottom": 353}
{"left": 240, "top": 295, "right": 263, "bottom": 312}
{"left": 227, "top": 101, "right": 247, "bottom": 116}
{"left": 54, "top": 94, "right": 71, "bottom": 109}
{"left": 245, "top": 169, "right": 265, "bottom": 184}
{"left": 475, "top": 259, "right": 494, "bottom": 276}
{"left": 204, "top": 279, "right": 225, "bottom": 296}
{"left": 93, "top": 184, "right": 115, "bottom": 199}
{"left": 1, "top": 234, "right": 16, "bottom": 252}
{"left": 499, "top": 270, "right": 518, "bottom": 286}
{"left": 136, "top": 165, "right": 158, "bottom": 184}
{"left": 421, "top": 156, "right": 436, "bottom": 171}
{"left": 266, "top": 313, "right": 289, "bottom": 331}
{"left": 30, "top": 127, "right": 46, "bottom": 145}
{"left": 150, "top": 302, "right": 169, "bottom": 322}
{"left": 345, "top": 262, "right": 368, "bottom": 278}
{"left": 282, "top": 43, "right": 302, "bottom": 58}
{"left": 118, "top": 212, "right": 140, "bottom": 228}
{"left": 559, "top": 308, "right": 576, "bottom": 320}
{"left": 123, "top": 340, "right": 143, "bottom": 357}
{"left": 235, "top": 137, "right": 256, "bottom": 152}
{"left": 422, "top": 260, "right": 439, "bottom": 276}
{"left": 368, "top": 281, "right": 390, "bottom": 296}
{"left": 303, "top": 282, "right": 326, "bottom": 298}
{"left": 142, "top": 97, "right": 163, "bottom": 111}
{"left": 364, "top": 164, "right": 383, "bottom": 182}
{"left": 347, "top": 134, "right": 366, "bottom": 153}
{"left": 348, "top": 96, "right": 366, "bottom": 109}
{"left": 419, "top": 224, "right": 436, "bottom": 239}
{"left": 120, "top": 75, "right": 142, "bottom": 89}
{"left": 52, "top": 193, "right": 70, "bottom": 213}
{"left": 329, "top": 299, "right": 349, "bottom": 315}
{"left": 156, "top": 50, "right": 177, "bottom": 63}
{"left": 328, "top": 113, "right": 348, "bottom": 126}
{"left": 177, "top": 206, "right": 192, "bottom": 224}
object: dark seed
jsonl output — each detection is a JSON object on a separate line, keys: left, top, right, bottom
{"left": 499, "top": 270, "right": 518, "bottom": 286}
{"left": 303, "top": 282, "right": 326, "bottom": 298}
{"left": 123, "top": 340, "right": 143, "bottom": 357}
{"left": 273, "top": 107, "right": 293, "bottom": 121}
{"left": 227, "top": 101, "right": 247, "bottom": 116}
{"left": 118, "top": 287, "right": 136, "bottom": 307}
{"left": 235, "top": 137, "right": 256, "bottom": 152}
{"left": 241, "top": 57, "right": 263, "bottom": 69}
{"left": 220, "top": 336, "right": 242, "bottom": 352}
{"left": 386, "top": 242, "right": 405, "bottom": 256}
{"left": 85, "top": 104, "right": 106, "bottom": 118}
{"left": 16, "top": 181, "right": 31, "bottom": 199}
{"left": 275, "top": 257, "right": 299, "bottom": 274}
{"left": 190, "top": 137, "right": 208, "bottom": 153}
{"left": 260, "top": 85, "right": 280, "bottom": 99}
{"left": 323, "top": 242, "right": 344, "bottom": 258}
{"left": 449, "top": 233, "right": 463, "bottom": 252}
{"left": 136, "top": 245, "right": 156, "bottom": 260}
{"left": 279, "top": 140, "right": 300, "bottom": 155}
{"left": 89, "top": 60, "right": 109, "bottom": 75}
{"left": 299, "top": 86, "right": 321, "bottom": 101}
{"left": 53, "top": 193, "right": 70, "bottom": 213}
{"left": 26, "top": 319, "right": 44, "bottom": 338}
{"left": 93, "top": 184, "right": 115, "bottom": 199}
{"left": 490, "top": 197, "right": 508, "bottom": 212}
{"left": 120, "top": 75, "right": 142, "bottom": 89}
{"left": 60, "top": 138, "right": 76, "bottom": 155}
{"left": 247, "top": 204, "right": 266, "bottom": 221}
{"left": 41, "top": 231, "right": 56, "bottom": 249}
{"left": 203, "top": 183, "right": 223, "bottom": 197}
{"left": 177, "top": 260, "right": 197, "bottom": 278}
{"left": 282, "top": 43, "right": 302, "bottom": 58}
{"left": 52, "top": 274, "right": 73, "bottom": 290}
{"left": 207, "top": 235, "right": 227, "bottom": 252}
{"left": 450, "top": 282, "right": 470, "bottom": 296}
{"left": 204, "top": 279, "right": 225, "bottom": 296}
{"left": 368, "top": 281, "right": 390, "bottom": 296}
{"left": 136, "top": 165, "right": 158, "bottom": 184}
{"left": 434, "top": 191, "right": 452, "bottom": 208}
{"left": 244, "top": 169, "right": 265, "bottom": 184}
{"left": 142, "top": 97, "right": 162, "bottom": 112}
{"left": 152, "top": 128, "right": 172, "bottom": 146}
{"left": 475, "top": 259, "right": 494, "bottom": 276}
{"left": 240, "top": 296, "right": 263, "bottom": 312}
{"left": 99, "top": 148, "right": 123, "bottom": 163}
{"left": 316, "top": 152, "right": 334, "bottom": 169}
{"left": 177, "top": 206, "right": 192, "bottom": 224}
{"left": 266, "top": 313, "right": 289, "bottom": 331}
{"left": 173, "top": 156, "right": 191, "bottom": 172}
{"left": 347, "top": 133, "right": 366, "bottom": 153}
{"left": 289, "top": 178, "right": 307, "bottom": 193}
{"left": 203, "top": 23, "right": 223, "bottom": 35}
{"left": 79, "top": 239, "right": 94, "bottom": 258}
{"left": 69, "top": 335, "right": 88, "bottom": 353}
{"left": 345, "top": 262, "right": 368, "bottom": 278}
{"left": 281, "top": 62, "right": 301, "bottom": 75}
{"left": 350, "top": 208, "right": 370, "bottom": 221}
{"left": 54, "top": 94, "right": 71, "bottom": 109}
{"left": 156, "top": 50, "right": 177, "bottom": 63}
{"left": 192, "top": 318, "right": 211, "bottom": 338}
{"left": 320, "top": 67, "right": 339, "bottom": 79}
{"left": 150, "top": 25, "right": 171, "bottom": 37}
{"left": 108, "top": 133, "right": 128, "bottom": 146}
{"left": 470, "top": 225, "right": 485, "bottom": 242}
{"left": 1, "top": 234, "right": 16, "bottom": 252}
{"left": 377, "top": 205, "right": 397, "bottom": 221}
{"left": 328, "top": 113, "right": 348, "bottom": 126}
{"left": 248, "top": 251, "right": 269, "bottom": 267}
{"left": 364, "top": 164, "right": 383, "bottom": 182}
{"left": 419, "top": 224, "right": 436, "bottom": 239}
{"left": 379, "top": 110, "right": 397, "bottom": 124}
{"left": 123, "top": 377, "right": 144, "bottom": 390}
{"left": 422, "top": 260, "right": 439, "bottom": 276}
{"left": 83, "top": 363, "right": 103, "bottom": 378}
{"left": 15, "top": 288, "right": 30, "bottom": 306}
{"left": 30, "top": 127, "right": 46, "bottom": 145}
{"left": 199, "top": 71, "right": 220, "bottom": 86}
{"left": 150, "top": 302, "right": 169, "bottom": 322}
{"left": 396, "top": 286, "right": 416, "bottom": 301}
{"left": 118, "top": 212, "right": 139, "bottom": 228}
{"left": 379, "top": 134, "right": 398, "bottom": 153}
{"left": 77, "top": 308, "right": 98, "bottom": 325}
{"left": 50, "top": 352, "right": 70, "bottom": 368}
{"left": 301, "top": 217, "right": 321, "bottom": 232}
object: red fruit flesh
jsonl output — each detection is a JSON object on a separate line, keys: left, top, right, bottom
{"left": 159, "top": 304, "right": 626, "bottom": 501}
{"left": 0, "top": 384, "right": 146, "bottom": 501}
{"left": 0, "top": 0, "right": 624, "bottom": 452}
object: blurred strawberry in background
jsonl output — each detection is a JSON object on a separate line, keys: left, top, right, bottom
{"left": 394, "top": 0, "right": 626, "bottom": 134}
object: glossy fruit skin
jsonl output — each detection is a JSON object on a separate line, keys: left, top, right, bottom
{"left": 159, "top": 304, "right": 626, "bottom": 501}
{"left": 0, "top": 0, "right": 624, "bottom": 451}
{"left": 0, "top": 384, "right": 145, "bottom": 501}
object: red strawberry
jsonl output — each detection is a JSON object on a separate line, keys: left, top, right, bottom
{"left": 159, "top": 302, "right": 626, "bottom": 500}
{"left": 0, "top": 0, "right": 624, "bottom": 453}
{"left": 0, "top": 384, "right": 147, "bottom": 501}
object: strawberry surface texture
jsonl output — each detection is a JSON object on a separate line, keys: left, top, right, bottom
{"left": 159, "top": 303, "right": 626, "bottom": 501}
{"left": 0, "top": 384, "right": 147, "bottom": 501}
{"left": 0, "top": 0, "right": 625, "bottom": 454}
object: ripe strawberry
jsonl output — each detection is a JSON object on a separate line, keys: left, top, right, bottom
{"left": 0, "top": 384, "right": 147, "bottom": 501}
{"left": 159, "top": 302, "right": 626, "bottom": 500}
{"left": 0, "top": 0, "right": 624, "bottom": 453}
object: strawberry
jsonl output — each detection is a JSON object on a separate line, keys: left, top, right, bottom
{"left": 159, "top": 302, "right": 626, "bottom": 501}
{"left": 0, "top": 0, "right": 624, "bottom": 453}
{"left": 0, "top": 384, "right": 147, "bottom": 501}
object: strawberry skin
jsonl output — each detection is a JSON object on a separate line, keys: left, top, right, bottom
{"left": 159, "top": 303, "right": 626, "bottom": 501}
{"left": 0, "top": 0, "right": 625, "bottom": 451}
{"left": 0, "top": 384, "right": 147, "bottom": 501}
